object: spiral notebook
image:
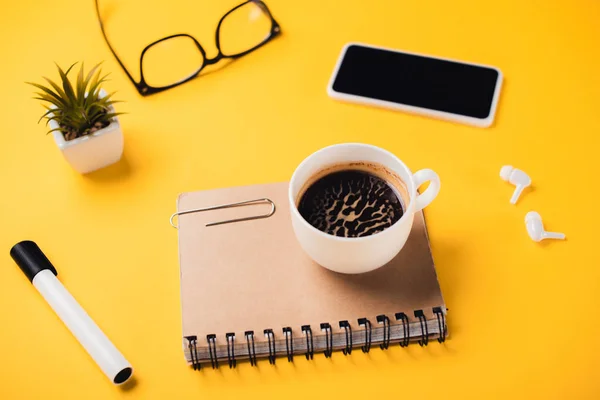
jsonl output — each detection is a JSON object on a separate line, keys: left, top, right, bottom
{"left": 176, "top": 181, "right": 447, "bottom": 369}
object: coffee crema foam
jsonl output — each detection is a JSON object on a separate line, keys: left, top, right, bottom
{"left": 296, "top": 162, "right": 408, "bottom": 238}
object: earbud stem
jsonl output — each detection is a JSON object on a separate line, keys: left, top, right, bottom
{"left": 543, "top": 231, "right": 566, "bottom": 240}
{"left": 510, "top": 185, "right": 525, "bottom": 205}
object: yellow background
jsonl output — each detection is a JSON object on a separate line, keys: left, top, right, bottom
{"left": 1, "top": 0, "right": 599, "bottom": 398}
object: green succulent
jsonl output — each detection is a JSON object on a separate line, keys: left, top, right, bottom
{"left": 27, "top": 62, "right": 123, "bottom": 141}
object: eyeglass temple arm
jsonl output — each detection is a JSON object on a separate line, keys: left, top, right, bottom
{"left": 94, "top": 0, "right": 139, "bottom": 89}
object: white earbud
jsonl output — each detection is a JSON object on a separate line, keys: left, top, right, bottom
{"left": 500, "top": 165, "right": 531, "bottom": 204}
{"left": 525, "top": 211, "right": 566, "bottom": 242}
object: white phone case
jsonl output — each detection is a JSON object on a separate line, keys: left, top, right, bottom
{"left": 326, "top": 42, "right": 503, "bottom": 128}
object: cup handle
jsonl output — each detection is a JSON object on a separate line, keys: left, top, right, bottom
{"left": 413, "top": 169, "right": 440, "bottom": 212}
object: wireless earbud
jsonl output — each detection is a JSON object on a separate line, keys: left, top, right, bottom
{"left": 525, "top": 211, "right": 566, "bottom": 242}
{"left": 500, "top": 165, "right": 531, "bottom": 204}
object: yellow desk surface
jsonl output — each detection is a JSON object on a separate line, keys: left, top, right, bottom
{"left": 1, "top": 0, "right": 600, "bottom": 398}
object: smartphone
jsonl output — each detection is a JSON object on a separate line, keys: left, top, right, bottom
{"left": 327, "top": 43, "right": 503, "bottom": 127}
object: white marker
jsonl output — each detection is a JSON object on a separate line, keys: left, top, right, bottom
{"left": 500, "top": 165, "right": 532, "bottom": 204}
{"left": 10, "top": 241, "right": 133, "bottom": 385}
{"left": 525, "top": 211, "right": 566, "bottom": 242}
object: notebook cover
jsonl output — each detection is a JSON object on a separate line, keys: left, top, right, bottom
{"left": 177, "top": 182, "right": 446, "bottom": 361}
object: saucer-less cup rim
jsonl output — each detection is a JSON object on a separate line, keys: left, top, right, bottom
{"left": 288, "top": 143, "right": 436, "bottom": 243}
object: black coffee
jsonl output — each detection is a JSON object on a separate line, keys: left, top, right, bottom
{"left": 297, "top": 169, "right": 404, "bottom": 238}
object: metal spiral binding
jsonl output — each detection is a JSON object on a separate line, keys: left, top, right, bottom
{"left": 245, "top": 330, "right": 257, "bottom": 366}
{"left": 185, "top": 307, "right": 446, "bottom": 368}
{"left": 320, "top": 323, "right": 333, "bottom": 358}
{"left": 377, "top": 315, "right": 391, "bottom": 349}
{"left": 358, "top": 318, "right": 372, "bottom": 353}
{"left": 301, "top": 325, "right": 314, "bottom": 360}
{"left": 283, "top": 327, "right": 294, "bottom": 362}
{"left": 264, "top": 329, "right": 276, "bottom": 365}
{"left": 414, "top": 310, "right": 429, "bottom": 346}
{"left": 207, "top": 334, "right": 218, "bottom": 369}
{"left": 433, "top": 307, "right": 446, "bottom": 343}
{"left": 186, "top": 336, "right": 200, "bottom": 370}
{"left": 395, "top": 312, "right": 410, "bottom": 347}
{"left": 226, "top": 333, "right": 236, "bottom": 368}
{"left": 339, "top": 321, "right": 352, "bottom": 355}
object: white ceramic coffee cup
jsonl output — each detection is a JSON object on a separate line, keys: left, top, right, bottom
{"left": 289, "top": 143, "right": 440, "bottom": 274}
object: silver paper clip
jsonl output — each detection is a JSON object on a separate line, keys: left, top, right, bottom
{"left": 170, "top": 198, "right": 276, "bottom": 229}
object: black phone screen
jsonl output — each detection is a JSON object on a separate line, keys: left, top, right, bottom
{"left": 331, "top": 45, "right": 500, "bottom": 119}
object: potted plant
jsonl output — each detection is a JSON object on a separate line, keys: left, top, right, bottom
{"left": 28, "top": 62, "right": 124, "bottom": 174}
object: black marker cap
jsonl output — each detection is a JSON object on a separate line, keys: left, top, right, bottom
{"left": 10, "top": 241, "right": 58, "bottom": 282}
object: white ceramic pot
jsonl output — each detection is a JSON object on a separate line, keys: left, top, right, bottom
{"left": 49, "top": 89, "right": 123, "bottom": 174}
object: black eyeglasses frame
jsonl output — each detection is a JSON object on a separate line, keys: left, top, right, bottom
{"left": 94, "top": 0, "right": 281, "bottom": 96}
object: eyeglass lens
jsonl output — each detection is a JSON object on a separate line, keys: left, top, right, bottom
{"left": 218, "top": 1, "right": 273, "bottom": 56}
{"left": 142, "top": 37, "right": 204, "bottom": 88}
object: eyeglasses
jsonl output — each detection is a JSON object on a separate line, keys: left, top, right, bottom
{"left": 94, "top": 0, "right": 281, "bottom": 96}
